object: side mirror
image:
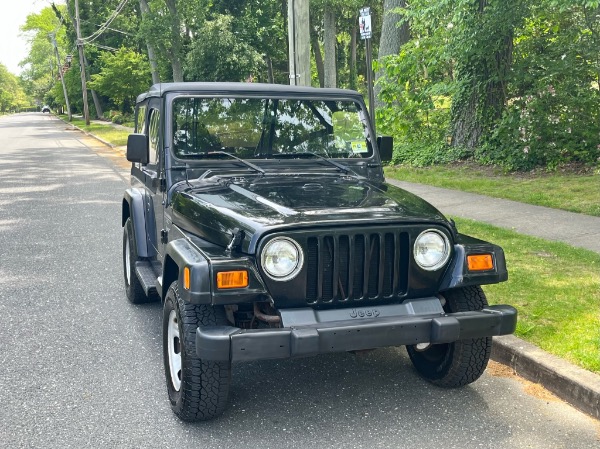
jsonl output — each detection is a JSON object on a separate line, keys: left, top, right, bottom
{"left": 127, "top": 133, "right": 149, "bottom": 164}
{"left": 377, "top": 135, "right": 394, "bottom": 162}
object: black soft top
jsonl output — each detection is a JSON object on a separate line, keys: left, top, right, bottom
{"left": 135, "top": 82, "right": 364, "bottom": 104}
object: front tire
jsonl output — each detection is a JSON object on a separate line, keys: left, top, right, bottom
{"left": 163, "top": 282, "right": 231, "bottom": 421}
{"left": 407, "top": 286, "right": 492, "bottom": 388}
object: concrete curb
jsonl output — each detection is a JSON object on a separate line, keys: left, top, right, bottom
{"left": 492, "top": 335, "right": 600, "bottom": 420}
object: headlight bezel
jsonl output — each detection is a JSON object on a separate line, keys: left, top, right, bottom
{"left": 413, "top": 229, "right": 451, "bottom": 271}
{"left": 260, "top": 237, "right": 304, "bottom": 282}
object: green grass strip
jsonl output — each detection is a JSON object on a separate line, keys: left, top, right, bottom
{"left": 60, "top": 115, "right": 132, "bottom": 147}
{"left": 453, "top": 216, "right": 600, "bottom": 373}
{"left": 385, "top": 165, "right": 600, "bottom": 216}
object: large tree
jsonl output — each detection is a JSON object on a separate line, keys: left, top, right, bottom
{"left": 0, "top": 64, "right": 29, "bottom": 112}
{"left": 88, "top": 48, "right": 152, "bottom": 111}
{"left": 375, "top": 0, "right": 410, "bottom": 108}
{"left": 184, "top": 14, "right": 263, "bottom": 82}
{"left": 450, "top": 0, "right": 527, "bottom": 149}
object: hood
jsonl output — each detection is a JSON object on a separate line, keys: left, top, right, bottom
{"left": 171, "top": 174, "right": 449, "bottom": 253}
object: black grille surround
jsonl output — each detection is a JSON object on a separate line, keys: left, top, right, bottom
{"left": 257, "top": 225, "right": 453, "bottom": 309}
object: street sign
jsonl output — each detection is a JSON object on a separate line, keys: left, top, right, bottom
{"left": 359, "top": 7, "right": 372, "bottom": 40}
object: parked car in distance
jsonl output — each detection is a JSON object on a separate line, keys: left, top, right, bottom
{"left": 41, "top": 106, "right": 50, "bottom": 113}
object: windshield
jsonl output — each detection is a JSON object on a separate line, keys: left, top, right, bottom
{"left": 171, "top": 97, "right": 372, "bottom": 160}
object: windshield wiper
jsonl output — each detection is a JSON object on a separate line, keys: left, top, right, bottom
{"left": 272, "top": 152, "right": 363, "bottom": 178}
{"left": 200, "top": 151, "right": 266, "bottom": 176}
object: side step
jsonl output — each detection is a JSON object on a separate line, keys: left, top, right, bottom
{"left": 135, "top": 260, "right": 158, "bottom": 296}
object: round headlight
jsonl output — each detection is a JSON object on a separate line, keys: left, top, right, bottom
{"left": 414, "top": 230, "right": 451, "bottom": 271}
{"left": 261, "top": 237, "right": 304, "bottom": 281}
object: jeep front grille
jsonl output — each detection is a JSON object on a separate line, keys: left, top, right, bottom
{"left": 305, "top": 232, "right": 409, "bottom": 305}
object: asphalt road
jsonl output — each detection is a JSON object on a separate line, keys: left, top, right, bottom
{"left": 1, "top": 113, "right": 598, "bottom": 449}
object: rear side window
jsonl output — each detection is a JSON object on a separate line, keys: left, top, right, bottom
{"left": 148, "top": 109, "right": 160, "bottom": 166}
{"left": 136, "top": 105, "right": 147, "bottom": 133}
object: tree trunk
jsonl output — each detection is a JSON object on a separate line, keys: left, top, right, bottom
{"left": 451, "top": 1, "right": 514, "bottom": 149}
{"left": 375, "top": 0, "right": 410, "bottom": 108}
{"left": 138, "top": 0, "right": 160, "bottom": 84}
{"left": 83, "top": 54, "right": 103, "bottom": 118}
{"left": 311, "top": 31, "right": 324, "bottom": 88}
{"left": 323, "top": 6, "right": 336, "bottom": 88}
{"left": 350, "top": 18, "right": 357, "bottom": 91}
{"left": 266, "top": 56, "right": 274, "bottom": 83}
{"left": 165, "top": 0, "right": 184, "bottom": 82}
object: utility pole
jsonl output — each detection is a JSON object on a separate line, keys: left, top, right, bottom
{"left": 287, "top": 0, "right": 310, "bottom": 86}
{"left": 74, "top": 0, "right": 90, "bottom": 125}
{"left": 50, "top": 33, "right": 72, "bottom": 121}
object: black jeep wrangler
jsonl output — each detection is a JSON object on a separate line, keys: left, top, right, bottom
{"left": 122, "top": 82, "right": 517, "bottom": 422}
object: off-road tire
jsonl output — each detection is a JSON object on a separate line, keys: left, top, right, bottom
{"left": 163, "top": 282, "right": 231, "bottom": 421}
{"left": 123, "top": 218, "right": 149, "bottom": 304}
{"left": 407, "top": 286, "right": 492, "bottom": 388}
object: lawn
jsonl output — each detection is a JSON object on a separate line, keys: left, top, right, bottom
{"left": 60, "top": 115, "right": 132, "bottom": 147}
{"left": 453, "top": 216, "right": 600, "bottom": 373}
{"left": 385, "top": 164, "right": 600, "bottom": 216}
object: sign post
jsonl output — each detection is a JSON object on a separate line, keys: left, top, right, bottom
{"left": 360, "top": 7, "right": 375, "bottom": 134}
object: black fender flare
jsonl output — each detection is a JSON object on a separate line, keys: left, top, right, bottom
{"left": 162, "top": 239, "right": 212, "bottom": 304}
{"left": 439, "top": 237, "right": 508, "bottom": 291}
{"left": 122, "top": 188, "right": 150, "bottom": 258}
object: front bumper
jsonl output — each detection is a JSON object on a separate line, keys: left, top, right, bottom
{"left": 196, "top": 299, "right": 517, "bottom": 362}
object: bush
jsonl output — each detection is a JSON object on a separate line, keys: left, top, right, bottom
{"left": 111, "top": 113, "right": 124, "bottom": 124}
{"left": 391, "top": 141, "right": 470, "bottom": 167}
{"left": 376, "top": 29, "right": 462, "bottom": 167}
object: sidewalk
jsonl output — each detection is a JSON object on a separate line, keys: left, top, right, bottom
{"left": 386, "top": 179, "right": 600, "bottom": 254}
{"left": 386, "top": 177, "right": 600, "bottom": 420}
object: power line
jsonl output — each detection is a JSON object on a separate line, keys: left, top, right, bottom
{"left": 80, "top": 0, "right": 129, "bottom": 44}
{"left": 87, "top": 42, "right": 118, "bottom": 52}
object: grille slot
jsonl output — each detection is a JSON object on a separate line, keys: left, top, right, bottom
{"left": 306, "top": 231, "right": 409, "bottom": 305}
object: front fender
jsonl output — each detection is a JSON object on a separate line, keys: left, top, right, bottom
{"left": 123, "top": 188, "right": 150, "bottom": 258}
{"left": 439, "top": 234, "right": 508, "bottom": 291}
{"left": 164, "top": 239, "right": 212, "bottom": 304}
{"left": 164, "top": 238, "right": 268, "bottom": 305}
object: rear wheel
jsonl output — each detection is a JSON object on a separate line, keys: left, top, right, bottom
{"left": 407, "top": 286, "right": 492, "bottom": 387}
{"left": 163, "top": 282, "right": 231, "bottom": 421}
{"left": 123, "top": 218, "right": 149, "bottom": 304}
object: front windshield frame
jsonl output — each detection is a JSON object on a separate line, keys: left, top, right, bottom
{"left": 166, "top": 93, "right": 375, "bottom": 164}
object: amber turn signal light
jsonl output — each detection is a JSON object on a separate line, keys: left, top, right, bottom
{"left": 183, "top": 267, "right": 191, "bottom": 290}
{"left": 217, "top": 271, "right": 249, "bottom": 289}
{"left": 467, "top": 254, "right": 494, "bottom": 271}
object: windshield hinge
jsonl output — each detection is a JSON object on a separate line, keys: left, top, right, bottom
{"left": 226, "top": 228, "right": 245, "bottom": 253}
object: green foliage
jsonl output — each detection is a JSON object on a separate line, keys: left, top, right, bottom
{"left": 14, "top": 0, "right": 600, "bottom": 171}
{"left": 18, "top": 5, "right": 66, "bottom": 105}
{"left": 482, "top": 3, "right": 600, "bottom": 170}
{"left": 103, "top": 110, "right": 132, "bottom": 125}
{"left": 0, "top": 64, "right": 29, "bottom": 111}
{"left": 88, "top": 48, "right": 152, "bottom": 113}
{"left": 375, "top": 1, "right": 459, "bottom": 166}
{"left": 184, "top": 14, "right": 264, "bottom": 82}
{"left": 376, "top": 0, "right": 600, "bottom": 170}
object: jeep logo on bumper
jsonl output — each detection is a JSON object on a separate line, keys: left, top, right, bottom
{"left": 350, "top": 308, "right": 380, "bottom": 318}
